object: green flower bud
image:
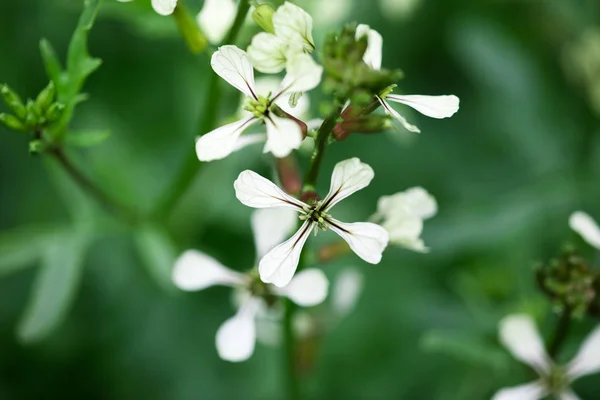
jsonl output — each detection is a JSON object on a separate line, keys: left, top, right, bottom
{"left": 0, "top": 113, "right": 27, "bottom": 132}
{"left": 252, "top": 4, "right": 275, "bottom": 34}
{"left": 45, "top": 102, "right": 65, "bottom": 123}
{"left": 35, "top": 81, "right": 56, "bottom": 112}
{"left": 1, "top": 84, "right": 27, "bottom": 120}
{"left": 28, "top": 139, "right": 47, "bottom": 154}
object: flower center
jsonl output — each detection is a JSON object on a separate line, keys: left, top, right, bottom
{"left": 299, "top": 201, "right": 330, "bottom": 235}
{"left": 544, "top": 366, "right": 570, "bottom": 395}
{"left": 244, "top": 94, "right": 272, "bottom": 119}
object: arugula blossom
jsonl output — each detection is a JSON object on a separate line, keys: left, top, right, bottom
{"left": 356, "top": 24, "right": 460, "bottom": 133}
{"left": 569, "top": 211, "right": 600, "bottom": 250}
{"left": 195, "top": 46, "right": 322, "bottom": 161}
{"left": 247, "top": 2, "right": 315, "bottom": 74}
{"left": 172, "top": 208, "right": 329, "bottom": 362}
{"left": 234, "top": 157, "right": 389, "bottom": 288}
{"left": 494, "top": 314, "right": 600, "bottom": 400}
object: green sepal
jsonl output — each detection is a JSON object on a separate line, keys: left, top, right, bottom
{"left": 0, "top": 113, "right": 27, "bottom": 132}
{"left": 1, "top": 84, "right": 27, "bottom": 120}
{"left": 35, "top": 81, "right": 56, "bottom": 112}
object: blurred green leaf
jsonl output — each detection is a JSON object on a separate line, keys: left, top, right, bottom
{"left": 133, "top": 224, "right": 177, "bottom": 292}
{"left": 39, "top": 38, "right": 62, "bottom": 84}
{"left": 17, "top": 230, "right": 91, "bottom": 343}
{"left": 64, "top": 129, "right": 111, "bottom": 147}
{"left": 0, "top": 225, "right": 64, "bottom": 277}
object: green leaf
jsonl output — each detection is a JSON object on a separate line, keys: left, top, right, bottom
{"left": 133, "top": 224, "right": 177, "bottom": 292}
{"left": 64, "top": 129, "right": 111, "bottom": 147}
{"left": 0, "top": 225, "right": 64, "bottom": 277}
{"left": 17, "top": 230, "right": 90, "bottom": 343}
{"left": 39, "top": 38, "right": 63, "bottom": 84}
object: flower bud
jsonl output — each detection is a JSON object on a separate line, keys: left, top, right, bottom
{"left": 333, "top": 115, "right": 392, "bottom": 141}
{"left": 0, "top": 113, "right": 27, "bottom": 132}
{"left": 35, "top": 81, "right": 56, "bottom": 112}
{"left": 45, "top": 102, "right": 65, "bottom": 123}
{"left": 1, "top": 84, "right": 27, "bottom": 120}
{"left": 28, "top": 139, "right": 48, "bottom": 154}
{"left": 252, "top": 4, "right": 275, "bottom": 34}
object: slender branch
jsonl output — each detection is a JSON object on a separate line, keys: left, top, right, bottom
{"left": 548, "top": 308, "right": 572, "bottom": 359}
{"left": 152, "top": 0, "right": 251, "bottom": 218}
{"left": 51, "top": 148, "right": 139, "bottom": 224}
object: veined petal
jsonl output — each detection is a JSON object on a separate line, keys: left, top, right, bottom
{"left": 275, "top": 268, "right": 329, "bottom": 306}
{"left": 328, "top": 219, "right": 389, "bottom": 264}
{"left": 152, "top": 0, "right": 177, "bottom": 15}
{"left": 331, "top": 268, "right": 363, "bottom": 318}
{"left": 196, "top": 117, "right": 257, "bottom": 162}
{"left": 356, "top": 24, "right": 383, "bottom": 70}
{"left": 234, "top": 170, "right": 306, "bottom": 210}
{"left": 491, "top": 381, "right": 548, "bottom": 400}
{"left": 321, "top": 158, "right": 374, "bottom": 210}
{"left": 278, "top": 53, "right": 323, "bottom": 95}
{"left": 272, "top": 2, "right": 315, "bottom": 52}
{"left": 566, "top": 325, "right": 600, "bottom": 380}
{"left": 252, "top": 208, "right": 299, "bottom": 260}
{"left": 172, "top": 250, "right": 244, "bottom": 291}
{"left": 499, "top": 314, "right": 551, "bottom": 375}
{"left": 215, "top": 297, "right": 261, "bottom": 362}
{"left": 196, "top": 0, "right": 236, "bottom": 44}
{"left": 377, "top": 96, "right": 421, "bottom": 133}
{"left": 385, "top": 94, "right": 460, "bottom": 119}
{"left": 211, "top": 46, "right": 257, "bottom": 98}
{"left": 258, "top": 221, "right": 312, "bottom": 287}
{"left": 559, "top": 390, "right": 582, "bottom": 400}
{"left": 264, "top": 113, "right": 303, "bottom": 158}
{"left": 569, "top": 211, "right": 600, "bottom": 250}
{"left": 247, "top": 33, "right": 288, "bottom": 74}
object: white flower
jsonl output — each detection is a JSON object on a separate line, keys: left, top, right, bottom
{"left": 151, "top": 0, "right": 178, "bottom": 16}
{"left": 247, "top": 2, "right": 315, "bottom": 73}
{"left": 234, "top": 157, "right": 389, "bottom": 287}
{"left": 372, "top": 187, "right": 437, "bottom": 252}
{"left": 172, "top": 208, "right": 329, "bottom": 362}
{"left": 196, "top": 0, "right": 236, "bottom": 44}
{"left": 331, "top": 268, "right": 364, "bottom": 319}
{"left": 569, "top": 211, "right": 600, "bottom": 250}
{"left": 196, "top": 46, "right": 322, "bottom": 161}
{"left": 494, "top": 314, "right": 600, "bottom": 400}
{"left": 356, "top": 24, "right": 460, "bottom": 133}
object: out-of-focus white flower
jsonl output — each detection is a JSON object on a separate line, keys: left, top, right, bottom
{"left": 196, "top": 0, "right": 236, "bottom": 44}
{"left": 372, "top": 187, "right": 437, "bottom": 252}
{"left": 378, "top": 0, "right": 421, "bottom": 21}
{"left": 247, "top": 2, "right": 315, "bottom": 73}
{"left": 234, "top": 157, "right": 389, "bottom": 287}
{"left": 493, "top": 314, "right": 600, "bottom": 400}
{"left": 196, "top": 46, "right": 322, "bottom": 161}
{"left": 331, "top": 268, "right": 364, "bottom": 319}
{"left": 356, "top": 24, "right": 459, "bottom": 133}
{"left": 172, "top": 208, "right": 329, "bottom": 362}
{"left": 151, "top": 0, "right": 178, "bottom": 16}
{"left": 569, "top": 211, "right": 600, "bottom": 250}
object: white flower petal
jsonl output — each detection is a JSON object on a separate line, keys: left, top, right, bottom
{"left": 252, "top": 208, "right": 299, "bottom": 260}
{"left": 152, "top": 0, "right": 177, "bottom": 15}
{"left": 377, "top": 96, "right": 421, "bottom": 133}
{"left": 247, "top": 32, "right": 289, "bottom": 74}
{"left": 196, "top": 0, "right": 236, "bottom": 44}
{"left": 383, "top": 215, "right": 427, "bottom": 252}
{"left": 264, "top": 113, "right": 303, "bottom": 158}
{"left": 328, "top": 219, "right": 389, "bottom": 264}
{"left": 356, "top": 24, "right": 383, "bottom": 70}
{"left": 215, "top": 298, "right": 261, "bottom": 362}
{"left": 331, "top": 268, "right": 363, "bottom": 318}
{"left": 232, "top": 132, "right": 266, "bottom": 152}
{"left": 559, "top": 390, "right": 582, "bottom": 400}
{"left": 234, "top": 170, "right": 307, "bottom": 210}
{"left": 272, "top": 2, "right": 315, "bottom": 52}
{"left": 172, "top": 250, "right": 244, "bottom": 291}
{"left": 385, "top": 94, "right": 460, "bottom": 119}
{"left": 321, "top": 157, "right": 374, "bottom": 210}
{"left": 498, "top": 314, "right": 551, "bottom": 375}
{"left": 258, "top": 221, "right": 312, "bottom": 287}
{"left": 491, "top": 381, "right": 548, "bottom": 400}
{"left": 196, "top": 117, "right": 257, "bottom": 162}
{"left": 278, "top": 53, "right": 323, "bottom": 95}
{"left": 377, "top": 187, "right": 438, "bottom": 220}
{"left": 211, "top": 46, "right": 257, "bottom": 98}
{"left": 569, "top": 211, "right": 600, "bottom": 250}
{"left": 276, "top": 268, "right": 329, "bottom": 306}
{"left": 566, "top": 325, "right": 600, "bottom": 379}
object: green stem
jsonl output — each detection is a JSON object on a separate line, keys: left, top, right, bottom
{"left": 51, "top": 148, "right": 139, "bottom": 225}
{"left": 283, "top": 298, "right": 300, "bottom": 400}
{"left": 152, "top": 0, "right": 251, "bottom": 218}
{"left": 548, "top": 308, "right": 572, "bottom": 359}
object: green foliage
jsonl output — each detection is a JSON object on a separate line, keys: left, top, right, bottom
{"left": 133, "top": 224, "right": 178, "bottom": 292}
{"left": 64, "top": 129, "right": 111, "bottom": 147}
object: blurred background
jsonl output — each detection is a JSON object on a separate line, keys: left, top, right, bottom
{"left": 2, "top": 0, "right": 600, "bottom": 398}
